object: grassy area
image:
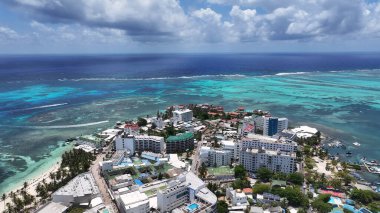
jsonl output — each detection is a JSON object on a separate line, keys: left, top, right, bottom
{"left": 208, "top": 166, "right": 234, "bottom": 176}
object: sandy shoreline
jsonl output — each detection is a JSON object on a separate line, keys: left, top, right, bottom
{"left": 0, "top": 161, "right": 61, "bottom": 212}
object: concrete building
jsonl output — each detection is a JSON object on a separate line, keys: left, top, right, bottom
{"left": 173, "top": 109, "right": 193, "bottom": 122}
{"left": 134, "top": 135, "right": 165, "bottom": 154}
{"left": 277, "top": 118, "right": 288, "bottom": 133}
{"left": 263, "top": 117, "right": 278, "bottom": 136}
{"left": 263, "top": 117, "right": 288, "bottom": 136}
{"left": 123, "top": 123, "right": 140, "bottom": 135}
{"left": 209, "top": 149, "right": 232, "bottom": 167}
{"left": 226, "top": 187, "right": 249, "bottom": 206}
{"left": 52, "top": 172, "right": 100, "bottom": 205}
{"left": 166, "top": 133, "right": 194, "bottom": 154}
{"left": 221, "top": 140, "right": 239, "bottom": 159}
{"left": 118, "top": 191, "right": 149, "bottom": 213}
{"left": 99, "top": 160, "right": 113, "bottom": 172}
{"left": 200, "top": 146, "right": 211, "bottom": 164}
{"left": 115, "top": 134, "right": 164, "bottom": 154}
{"left": 239, "top": 147, "right": 296, "bottom": 174}
{"left": 240, "top": 134, "right": 297, "bottom": 152}
{"left": 115, "top": 133, "right": 135, "bottom": 153}
{"left": 157, "top": 172, "right": 217, "bottom": 213}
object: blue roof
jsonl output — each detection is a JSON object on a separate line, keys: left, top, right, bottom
{"left": 343, "top": 204, "right": 357, "bottom": 213}
{"left": 134, "top": 179, "right": 144, "bottom": 186}
{"left": 358, "top": 208, "right": 373, "bottom": 213}
{"left": 345, "top": 199, "right": 355, "bottom": 205}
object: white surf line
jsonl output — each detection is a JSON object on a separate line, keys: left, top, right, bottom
{"left": 8, "top": 103, "right": 68, "bottom": 112}
{"left": 1, "top": 120, "right": 109, "bottom": 129}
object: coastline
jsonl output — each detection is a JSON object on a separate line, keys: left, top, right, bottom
{"left": 0, "top": 142, "right": 73, "bottom": 197}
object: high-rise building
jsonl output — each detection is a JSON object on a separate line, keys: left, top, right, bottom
{"left": 208, "top": 149, "right": 232, "bottom": 167}
{"left": 173, "top": 109, "right": 193, "bottom": 122}
{"left": 263, "top": 117, "right": 278, "bottom": 136}
{"left": 166, "top": 133, "right": 194, "bottom": 153}
{"left": 115, "top": 133, "right": 135, "bottom": 154}
{"left": 115, "top": 134, "right": 164, "bottom": 154}
{"left": 239, "top": 147, "right": 296, "bottom": 174}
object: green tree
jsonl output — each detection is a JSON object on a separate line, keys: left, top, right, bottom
{"left": 257, "top": 167, "right": 273, "bottom": 182}
{"left": 252, "top": 183, "right": 270, "bottom": 194}
{"left": 216, "top": 200, "right": 228, "bottom": 213}
{"left": 198, "top": 163, "right": 208, "bottom": 179}
{"left": 288, "top": 173, "right": 304, "bottom": 185}
{"left": 350, "top": 189, "right": 380, "bottom": 204}
{"left": 234, "top": 165, "right": 246, "bottom": 179}
{"left": 137, "top": 117, "right": 147, "bottom": 126}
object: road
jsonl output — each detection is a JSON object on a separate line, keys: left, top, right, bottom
{"left": 90, "top": 152, "right": 118, "bottom": 213}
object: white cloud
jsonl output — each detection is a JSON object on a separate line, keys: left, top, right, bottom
{"left": 3, "top": 0, "right": 380, "bottom": 48}
{"left": 0, "top": 26, "right": 20, "bottom": 40}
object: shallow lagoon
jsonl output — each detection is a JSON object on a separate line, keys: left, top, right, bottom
{"left": 1, "top": 55, "right": 380, "bottom": 193}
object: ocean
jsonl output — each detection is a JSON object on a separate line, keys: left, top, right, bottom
{"left": 0, "top": 53, "right": 380, "bottom": 193}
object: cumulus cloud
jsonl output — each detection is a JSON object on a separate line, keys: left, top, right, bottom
{"left": 6, "top": 0, "right": 188, "bottom": 41}
{"left": 2, "top": 0, "right": 380, "bottom": 46}
{"left": 0, "top": 26, "right": 20, "bottom": 40}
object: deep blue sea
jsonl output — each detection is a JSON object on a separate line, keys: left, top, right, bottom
{"left": 1, "top": 53, "right": 380, "bottom": 193}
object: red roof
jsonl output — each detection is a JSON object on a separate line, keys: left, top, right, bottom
{"left": 124, "top": 124, "right": 139, "bottom": 130}
{"left": 243, "top": 188, "right": 253, "bottom": 194}
{"left": 319, "top": 189, "right": 346, "bottom": 198}
{"left": 244, "top": 124, "right": 255, "bottom": 132}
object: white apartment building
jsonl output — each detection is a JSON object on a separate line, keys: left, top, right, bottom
{"left": 115, "top": 133, "right": 135, "bottom": 153}
{"left": 173, "top": 109, "right": 193, "bottom": 122}
{"left": 118, "top": 191, "right": 149, "bottom": 213}
{"left": 253, "top": 116, "right": 265, "bottom": 130}
{"left": 226, "top": 187, "right": 249, "bottom": 206}
{"left": 221, "top": 140, "right": 239, "bottom": 159}
{"left": 239, "top": 147, "right": 296, "bottom": 174}
{"left": 209, "top": 149, "right": 232, "bottom": 167}
{"left": 277, "top": 118, "right": 289, "bottom": 133}
{"left": 157, "top": 172, "right": 217, "bottom": 213}
{"left": 115, "top": 134, "right": 164, "bottom": 154}
{"left": 240, "top": 134, "right": 297, "bottom": 152}
{"left": 134, "top": 135, "right": 165, "bottom": 154}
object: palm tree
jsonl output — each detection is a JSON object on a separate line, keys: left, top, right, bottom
{"left": 2, "top": 193, "right": 6, "bottom": 207}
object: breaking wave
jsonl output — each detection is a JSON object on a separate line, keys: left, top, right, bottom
{"left": 58, "top": 74, "right": 247, "bottom": 81}
{"left": 1, "top": 120, "right": 109, "bottom": 129}
{"left": 7, "top": 103, "right": 68, "bottom": 112}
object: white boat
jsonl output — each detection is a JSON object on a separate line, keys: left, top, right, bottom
{"left": 353, "top": 142, "right": 361, "bottom": 146}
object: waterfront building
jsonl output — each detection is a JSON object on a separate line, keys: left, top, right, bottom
{"left": 52, "top": 172, "right": 100, "bottom": 205}
{"left": 157, "top": 172, "right": 217, "bottom": 213}
{"left": 239, "top": 147, "right": 296, "bottom": 174}
{"left": 166, "top": 132, "right": 194, "bottom": 153}
{"left": 117, "top": 191, "right": 149, "bottom": 213}
{"left": 263, "top": 117, "right": 278, "bottom": 136}
{"left": 123, "top": 123, "right": 140, "bottom": 135}
{"left": 263, "top": 117, "right": 288, "bottom": 136}
{"left": 173, "top": 109, "right": 193, "bottom": 122}
{"left": 277, "top": 118, "right": 288, "bottom": 133}
{"left": 208, "top": 149, "right": 232, "bottom": 167}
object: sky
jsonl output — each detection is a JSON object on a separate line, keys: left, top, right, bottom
{"left": 0, "top": 0, "right": 380, "bottom": 53}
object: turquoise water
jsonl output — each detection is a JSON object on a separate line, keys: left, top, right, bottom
{"left": 1, "top": 68, "right": 380, "bottom": 193}
{"left": 187, "top": 203, "right": 199, "bottom": 211}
